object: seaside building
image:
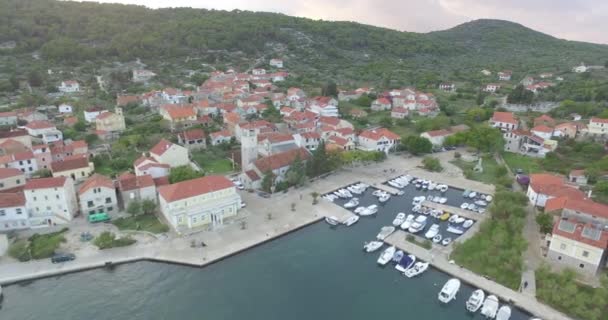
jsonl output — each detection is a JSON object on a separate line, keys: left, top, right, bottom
{"left": 78, "top": 174, "right": 118, "bottom": 217}
{"left": 50, "top": 154, "right": 95, "bottom": 182}
{"left": 24, "top": 176, "right": 78, "bottom": 227}
{"left": 0, "top": 192, "right": 28, "bottom": 231}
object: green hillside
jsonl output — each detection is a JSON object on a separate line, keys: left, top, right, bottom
{"left": 1, "top": 0, "right": 608, "bottom": 85}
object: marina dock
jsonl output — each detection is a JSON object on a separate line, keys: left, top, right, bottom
{"left": 421, "top": 201, "right": 482, "bottom": 221}
{"left": 385, "top": 231, "right": 572, "bottom": 320}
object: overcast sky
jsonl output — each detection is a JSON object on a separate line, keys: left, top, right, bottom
{"left": 79, "top": 0, "right": 608, "bottom": 44}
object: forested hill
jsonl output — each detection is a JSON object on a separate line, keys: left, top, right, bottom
{"left": 2, "top": 0, "right": 608, "bottom": 82}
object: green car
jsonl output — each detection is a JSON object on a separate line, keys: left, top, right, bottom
{"left": 88, "top": 212, "right": 110, "bottom": 223}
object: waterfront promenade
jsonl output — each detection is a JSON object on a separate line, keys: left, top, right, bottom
{"left": 385, "top": 231, "right": 572, "bottom": 320}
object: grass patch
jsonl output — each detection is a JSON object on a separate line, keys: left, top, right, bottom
{"left": 8, "top": 228, "right": 69, "bottom": 261}
{"left": 451, "top": 191, "right": 528, "bottom": 289}
{"left": 451, "top": 155, "right": 509, "bottom": 186}
{"left": 191, "top": 149, "right": 235, "bottom": 174}
{"left": 406, "top": 234, "right": 432, "bottom": 250}
{"left": 112, "top": 214, "right": 169, "bottom": 234}
{"left": 94, "top": 231, "right": 137, "bottom": 250}
{"left": 502, "top": 152, "right": 542, "bottom": 174}
{"left": 536, "top": 265, "right": 608, "bottom": 320}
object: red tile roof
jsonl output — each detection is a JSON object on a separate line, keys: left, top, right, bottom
{"left": 569, "top": 169, "right": 586, "bottom": 177}
{"left": 300, "top": 132, "right": 321, "bottom": 139}
{"left": 328, "top": 136, "right": 350, "bottom": 146}
{"left": 178, "top": 129, "right": 206, "bottom": 141}
{"left": 534, "top": 114, "right": 555, "bottom": 125}
{"left": 591, "top": 117, "right": 608, "bottom": 124}
{"left": 424, "top": 129, "right": 451, "bottom": 138}
{"left": 392, "top": 107, "right": 409, "bottom": 114}
{"left": 50, "top": 155, "right": 89, "bottom": 173}
{"left": 118, "top": 172, "right": 155, "bottom": 191}
{"left": 25, "top": 120, "right": 55, "bottom": 130}
{"left": 546, "top": 197, "right": 608, "bottom": 219}
{"left": 359, "top": 128, "right": 400, "bottom": 141}
{"left": 258, "top": 132, "right": 294, "bottom": 144}
{"left": 552, "top": 219, "right": 608, "bottom": 249}
{"left": 96, "top": 112, "right": 116, "bottom": 120}
{"left": 375, "top": 98, "right": 391, "bottom": 105}
{"left": 531, "top": 125, "right": 553, "bottom": 133}
{"left": 0, "top": 192, "right": 25, "bottom": 207}
{"left": 78, "top": 174, "right": 114, "bottom": 195}
{"left": 245, "top": 170, "right": 261, "bottom": 181}
{"left": 491, "top": 111, "right": 518, "bottom": 125}
{"left": 0, "top": 129, "right": 28, "bottom": 139}
{"left": 210, "top": 130, "right": 232, "bottom": 139}
{"left": 0, "top": 168, "right": 23, "bottom": 179}
{"left": 24, "top": 176, "right": 67, "bottom": 189}
{"left": 163, "top": 105, "right": 196, "bottom": 120}
{"left": 529, "top": 174, "right": 585, "bottom": 199}
{"left": 254, "top": 147, "right": 310, "bottom": 172}
{"left": 158, "top": 175, "right": 234, "bottom": 203}
{"left": 150, "top": 139, "right": 176, "bottom": 157}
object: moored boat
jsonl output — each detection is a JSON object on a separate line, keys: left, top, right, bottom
{"left": 395, "top": 254, "right": 416, "bottom": 272}
{"left": 432, "top": 234, "right": 442, "bottom": 243}
{"left": 460, "top": 202, "right": 469, "bottom": 209}
{"left": 425, "top": 224, "right": 440, "bottom": 239}
{"left": 354, "top": 206, "right": 365, "bottom": 214}
{"left": 392, "top": 250, "right": 404, "bottom": 263}
{"left": 379, "top": 193, "right": 391, "bottom": 203}
{"left": 446, "top": 225, "right": 465, "bottom": 235}
{"left": 360, "top": 204, "right": 378, "bottom": 216}
{"left": 463, "top": 220, "right": 474, "bottom": 228}
{"left": 466, "top": 289, "right": 485, "bottom": 313}
{"left": 377, "top": 246, "right": 396, "bottom": 265}
{"left": 363, "top": 241, "right": 383, "bottom": 252}
{"left": 325, "top": 216, "right": 339, "bottom": 226}
{"left": 463, "top": 189, "right": 471, "bottom": 197}
{"left": 400, "top": 214, "right": 415, "bottom": 230}
{"left": 344, "top": 197, "right": 359, "bottom": 208}
{"left": 469, "top": 191, "right": 477, "bottom": 199}
{"left": 481, "top": 295, "right": 499, "bottom": 319}
{"left": 496, "top": 306, "right": 511, "bottom": 320}
{"left": 343, "top": 215, "right": 359, "bottom": 226}
{"left": 376, "top": 226, "right": 396, "bottom": 240}
{"left": 408, "top": 215, "right": 428, "bottom": 233}
{"left": 439, "top": 212, "right": 451, "bottom": 221}
{"left": 441, "top": 237, "right": 452, "bottom": 246}
{"left": 392, "top": 212, "right": 406, "bottom": 226}
{"left": 438, "top": 278, "right": 461, "bottom": 304}
{"left": 403, "top": 261, "right": 429, "bottom": 278}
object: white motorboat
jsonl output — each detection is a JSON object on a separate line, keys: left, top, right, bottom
{"left": 428, "top": 183, "right": 436, "bottom": 191}
{"left": 377, "top": 226, "right": 396, "bottom": 240}
{"left": 344, "top": 197, "right": 359, "bottom": 208}
{"left": 325, "top": 216, "right": 339, "bottom": 226}
{"left": 340, "top": 189, "right": 353, "bottom": 198}
{"left": 468, "top": 204, "right": 477, "bottom": 211}
{"left": 408, "top": 216, "right": 428, "bottom": 233}
{"left": 475, "top": 200, "right": 488, "bottom": 207}
{"left": 372, "top": 190, "right": 383, "bottom": 197}
{"left": 460, "top": 203, "right": 469, "bottom": 209}
{"left": 463, "top": 220, "right": 474, "bottom": 228}
{"left": 347, "top": 186, "right": 361, "bottom": 194}
{"left": 469, "top": 191, "right": 477, "bottom": 199}
{"left": 446, "top": 225, "right": 465, "bottom": 235}
{"left": 363, "top": 241, "right": 383, "bottom": 253}
{"left": 432, "top": 234, "right": 442, "bottom": 243}
{"left": 334, "top": 191, "right": 345, "bottom": 198}
{"left": 438, "top": 184, "right": 449, "bottom": 192}
{"left": 439, "top": 197, "right": 447, "bottom": 204}
{"left": 481, "top": 295, "right": 499, "bottom": 319}
{"left": 441, "top": 237, "right": 452, "bottom": 246}
{"left": 496, "top": 306, "right": 511, "bottom": 320}
{"left": 360, "top": 205, "right": 378, "bottom": 216}
{"left": 323, "top": 194, "right": 337, "bottom": 202}
{"left": 388, "top": 180, "right": 404, "bottom": 188}
{"left": 424, "top": 224, "right": 440, "bottom": 239}
{"left": 404, "top": 261, "right": 429, "bottom": 278}
{"left": 395, "top": 254, "right": 416, "bottom": 272}
{"left": 379, "top": 193, "right": 391, "bottom": 203}
{"left": 354, "top": 206, "right": 366, "bottom": 214}
{"left": 392, "top": 250, "right": 404, "bottom": 263}
{"left": 454, "top": 217, "right": 465, "bottom": 224}
{"left": 466, "top": 289, "right": 485, "bottom": 313}
{"left": 377, "top": 246, "right": 396, "bottom": 265}
{"left": 486, "top": 195, "right": 493, "bottom": 202}
{"left": 400, "top": 214, "right": 415, "bottom": 230}
{"left": 412, "top": 205, "right": 422, "bottom": 213}
{"left": 392, "top": 213, "right": 406, "bottom": 226}
{"left": 438, "top": 278, "right": 461, "bottom": 304}
{"left": 448, "top": 214, "right": 460, "bottom": 223}
{"left": 343, "top": 215, "right": 359, "bottom": 226}
{"left": 432, "top": 196, "right": 441, "bottom": 203}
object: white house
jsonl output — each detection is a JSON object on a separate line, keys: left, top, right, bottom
{"left": 573, "top": 64, "right": 588, "bottom": 73}
{"left": 42, "top": 129, "right": 63, "bottom": 144}
{"left": 269, "top": 59, "right": 284, "bottom": 68}
{"left": 24, "top": 176, "right": 78, "bottom": 227}
{"left": 439, "top": 83, "right": 455, "bottom": 92}
{"left": 371, "top": 98, "right": 392, "bottom": 111}
{"left": 0, "top": 151, "right": 38, "bottom": 178}
{"left": 251, "top": 148, "right": 310, "bottom": 185}
{"left": 483, "top": 83, "right": 502, "bottom": 93}
{"left": 252, "top": 68, "right": 266, "bottom": 75}
{"left": 531, "top": 125, "right": 554, "bottom": 140}
{"left": 294, "top": 132, "right": 321, "bottom": 151}
{"left": 490, "top": 111, "right": 519, "bottom": 132}
{"left": 134, "top": 156, "right": 170, "bottom": 178}
{"left": 498, "top": 71, "right": 512, "bottom": 81}
{"left": 0, "top": 192, "right": 29, "bottom": 231}
{"left": 58, "top": 104, "right": 73, "bottom": 114}
{"left": 149, "top": 139, "right": 190, "bottom": 168}
{"left": 58, "top": 80, "right": 80, "bottom": 93}
{"left": 587, "top": 117, "right": 608, "bottom": 136}
{"left": 78, "top": 174, "right": 118, "bottom": 217}
{"left": 0, "top": 167, "right": 26, "bottom": 191}
{"left": 357, "top": 128, "right": 401, "bottom": 153}
{"left": 23, "top": 120, "right": 57, "bottom": 137}
{"left": 526, "top": 174, "right": 585, "bottom": 208}
{"left": 420, "top": 129, "right": 452, "bottom": 147}
{"left": 210, "top": 130, "right": 233, "bottom": 146}
{"left": 158, "top": 175, "right": 242, "bottom": 231}
{"left": 84, "top": 107, "right": 107, "bottom": 123}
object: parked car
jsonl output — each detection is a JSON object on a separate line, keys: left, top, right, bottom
{"left": 51, "top": 253, "right": 76, "bottom": 264}
{"left": 257, "top": 191, "right": 271, "bottom": 198}
{"left": 240, "top": 202, "right": 246, "bottom": 208}
{"left": 234, "top": 181, "right": 245, "bottom": 190}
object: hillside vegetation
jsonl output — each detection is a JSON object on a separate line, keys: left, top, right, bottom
{"left": 2, "top": 0, "right": 608, "bottom": 85}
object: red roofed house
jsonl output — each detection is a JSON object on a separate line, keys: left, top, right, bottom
{"left": 23, "top": 120, "right": 56, "bottom": 137}
{"left": 349, "top": 108, "right": 368, "bottom": 119}
{"left": 391, "top": 107, "right": 409, "bottom": 119}
{"left": 177, "top": 128, "right": 207, "bottom": 150}
{"left": 149, "top": 139, "right": 190, "bottom": 168}
{"left": 534, "top": 114, "right": 556, "bottom": 127}
{"left": 58, "top": 80, "right": 80, "bottom": 93}
{"left": 545, "top": 197, "right": 608, "bottom": 275}
{"left": 50, "top": 154, "right": 94, "bottom": 182}
{"left": 531, "top": 125, "right": 554, "bottom": 140}
{"left": 78, "top": 174, "right": 118, "bottom": 217}
{"left": 158, "top": 175, "right": 242, "bottom": 231}
{"left": 490, "top": 111, "right": 519, "bottom": 132}
{"left": 371, "top": 98, "right": 392, "bottom": 111}
{"left": 327, "top": 136, "right": 355, "bottom": 151}
{"left": 498, "top": 70, "right": 512, "bottom": 81}
{"left": 0, "top": 192, "right": 28, "bottom": 231}
{"left": 134, "top": 156, "right": 170, "bottom": 178}
{"left": 0, "top": 167, "right": 25, "bottom": 192}
{"left": 250, "top": 148, "right": 310, "bottom": 186}
{"left": 526, "top": 173, "right": 585, "bottom": 208}
{"left": 357, "top": 128, "right": 401, "bottom": 153}
{"left": 568, "top": 169, "right": 588, "bottom": 186}
{"left": 420, "top": 129, "right": 452, "bottom": 147}
{"left": 554, "top": 122, "right": 580, "bottom": 139}
{"left": 0, "top": 151, "right": 39, "bottom": 178}
{"left": 0, "top": 111, "right": 18, "bottom": 126}
{"left": 235, "top": 120, "right": 276, "bottom": 141}
{"left": 210, "top": 130, "right": 233, "bottom": 146}
{"left": 483, "top": 83, "right": 502, "bottom": 93}
{"left": 24, "top": 176, "right": 78, "bottom": 227}
{"left": 257, "top": 133, "right": 298, "bottom": 157}
{"left": 160, "top": 105, "right": 197, "bottom": 129}
{"left": 117, "top": 172, "right": 157, "bottom": 208}
{"left": 95, "top": 107, "right": 126, "bottom": 137}
{"left": 294, "top": 132, "right": 321, "bottom": 151}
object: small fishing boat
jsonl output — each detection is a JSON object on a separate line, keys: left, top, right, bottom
{"left": 360, "top": 204, "right": 378, "bottom": 216}
{"left": 344, "top": 197, "right": 359, "bottom": 208}
{"left": 376, "top": 226, "right": 396, "bottom": 240}
{"left": 372, "top": 190, "right": 383, "bottom": 197}
{"left": 439, "top": 197, "right": 447, "bottom": 204}
{"left": 469, "top": 191, "right": 477, "bottom": 199}
{"left": 325, "top": 216, "right": 339, "bottom": 226}
{"left": 486, "top": 195, "right": 493, "bottom": 202}
{"left": 454, "top": 217, "right": 465, "bottom": 224}
{"left": 412, "top": 205, "right": 422, "bottom": 213}
{"left": 446, "top": 225, "right": 465, "bottom": 235}
{"left": 475, "top": 200, "right": 488, "bottom": 207}
{"left": 424, "top": 224, "right": 440, "bottom": 239}
{"left": 379, "top": 193, "right": 391, "bottom": 203}
{"left": 354, "top": 206, "right": 366, "bottom": 214}
{"left": 428, "top": 183, "right": 436, "bottom": 191}
{"left": 468, "top": 204, "right": 477, "bottom": 211}
{"left": 463, "top": 220, "right": 474, "bottom": 228}
{"left": 466, "top": 289, "right": 485, "bottom": 313}
{"left": 377, "top": 246, "right": 396, "bottom": 265}
{"left": 432, "top": 196, "right": 441, "bottom": 203}
{"left": 438, "top": 184, "right": 449, "bottom": 193}
{"left": 430, "top": 209, "right": 442, "bottom": 218}
{"left": 408, "top": 215, "right": 428, "bottom": 233}
{"left": 439, "top": 212, "right": 451, "bottom": 221}
{"left": 460, "top": 203, "right": 469, "bottom": 209}
{"left": 343, "top": 215, "right": 359, "bottom": 226}
{"left": 463, "top": 189, "right": 470, "bottom": 197}
{"left": 432, "top": 234, "right": 442, "bottom": 243}
{"left": 395, "top": 254, "right": 416, "bottom": 272}
{"left": 448, "top": 214, "right": 460, "bottom": 223}
{"left": 441, "top": 237, "right": 452, "bottom": 246}
{"left": 496, "top": 306, "right": 512, "bottom": 320}
{"left": 392, "top": 250, "right": 404, "bottom": 263}
{"left": 400, "top": 214, "right": 415, "bottom": 230}
{"left": 481, "top": 295, "right": 499, "bottom": 319}
{"left": 392, "top": 213, "right": 406, "bottom": 226}
{"left": 363, "top": 241, "right": 383, "bottom": 253}
{"left": 403, "top": 261, "right": 429, "bottom": 278}
{"left": 438, "top": 278, "right": 461, "bottom": 304}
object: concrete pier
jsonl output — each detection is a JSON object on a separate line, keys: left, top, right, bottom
{"left": 385, "top": 231, "right": 572, "bottom": 320}
{"left": 421, "top": 201, "right": 483, "bottom": 221}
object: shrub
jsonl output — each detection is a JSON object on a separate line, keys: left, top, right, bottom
{"left": 94, "top": 231, "right": 136, "bottom": 250}
{"left": 536, "top": 213, "right": 554, "bottom": 234}
{"left": 422, "top": 156, "right": 443, "bottom": 172}
{"left": 8, "top": 240, "right": 31, "bottom": 262}
{"left": 454, "top": 152, "right": 461, "bottom": 159}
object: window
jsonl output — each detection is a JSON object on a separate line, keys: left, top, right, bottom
{"left": 87, "top": 201, "right": 94, "bottom": 208}
{"left": 582, "top": 251, "right": 589, "bottom": 258}
{"left": 560, "top": 243, "right": 567, "bottom": 250}
{"left": 0, "top": 183, "right": 3, "bottom": 188}
{"left": 16, "top": 179, "right": 20, "bottom": 184}
{"left": 107, "top": 207, "right": 113, "bottom": 212}
{"left": 44, "top": 195, "right": 48, "bottom": 201}
{"left": 89, "top": 210, "right": 96, "bottom": 215}
{"left": 56, "top": 195, "right": 59, "bottom": 199}
{"left": 105, "top": 197, "right": 112, "bottom": 204}
{"left": 558, "top": 256, "right": 562, "bottom": 260}
{"left": 19, "top": 160, "right": 23, "bottom": 165}
{"left": 193, "top": 216, "right": 198, "bottom": 223}
{"left": 81, "top": 172, "right": 85, "bottom": 177}
{"left": 579, "top": 264, "right": 585, "bottom": 269}
{"left": 0, "top": 210, "right": 5, "bottom": 216}
{"left": 16, "top": 208, "right": 22, "bottom": 214}
{"left": 27, "top": 160, "right": 31, "bottom": 164}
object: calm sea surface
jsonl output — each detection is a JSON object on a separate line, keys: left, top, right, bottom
{"left": 1, "top": 183, "right": 532, "bottom": 320}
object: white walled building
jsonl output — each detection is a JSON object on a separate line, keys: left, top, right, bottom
{"left": 24, "top": 176, "right": 78, "bottom": 227}
{"left": 0, "top": 193, "right": 28, "bottom": 231}
{"left": 78, "top": 174, "right": 118, "bottom": 217}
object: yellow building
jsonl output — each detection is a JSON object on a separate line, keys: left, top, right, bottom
{"left": 95, "top": 107, "right": 126, "bottom": 133}
{"left": 50, "top": 155, "right": 95, "bottom": 182}
{"left": 587, "top": 117, "right": 608, "bottom": 136}
{"left": 158, "top": 175, "right": 241, "bottom": 231}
